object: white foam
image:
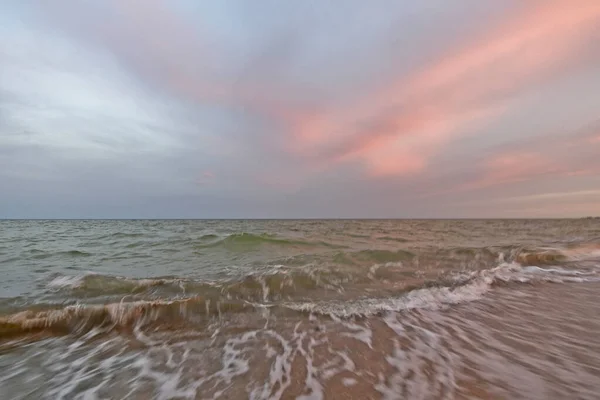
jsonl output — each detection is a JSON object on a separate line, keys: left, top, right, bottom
{"left": 375, "top": 313, "right": 456, "bottom": 399}
{"left": 522, "top": 266, "right": 596, "bottom": 276}
{"left": 45, "top": 272, "right": 196, "bottom": 294}
{"left": 342, "top": 377, "right": 357, "bottom": 387}
{"left": 368, "top": 262, "right": 403, "bottom": 279}
{"left": 249, "top": 330, "right": 296, "bottom": 400}
{"left": 285, "top": 262, "right": 597, "bottom": 317}
{"left": 295, "top": 336, "right": 324, "bottom": 400}
{"left": 47, "top": 275, "right": 86, "bottom": 289}
{"left": 334, "top": 318, "right": 372, "bottom": 348}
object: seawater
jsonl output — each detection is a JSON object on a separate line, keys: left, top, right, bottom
{"left": 1, "top": 219, "right": 600, "bottom": 399}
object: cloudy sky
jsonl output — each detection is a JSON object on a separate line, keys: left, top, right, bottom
{"left": 1, "top": 0, "right": 600, "bottom": 218}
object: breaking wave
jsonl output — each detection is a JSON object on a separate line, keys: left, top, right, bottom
{"left": 44, "top": 267, "right": 358, "bottom": 301}
{"left": 284, "top": 262, "right": 598, "bottom": 317}
{"left": 505, "top": 242, "right": 600, "bottom": 265}
{"left": 0, "top": 296, "right": 252, "bottom": 339}
{"left": 3, "top": 260, "right": 597, "bottom": 340}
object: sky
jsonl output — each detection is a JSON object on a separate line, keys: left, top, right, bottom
{"left": 1, "top": 0, "right": 600, "bottom": 218}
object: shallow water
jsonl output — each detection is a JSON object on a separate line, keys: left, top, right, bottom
{"left": 1, "top": 219, "right": 600, "bottom": 399}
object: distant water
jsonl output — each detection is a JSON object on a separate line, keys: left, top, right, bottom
{"left": 1, "top": 219, "right": 600, "bottom": 399}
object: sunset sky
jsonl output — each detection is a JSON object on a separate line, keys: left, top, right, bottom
{"left": 1, "top": 0, "right": 600, "bottom": 218}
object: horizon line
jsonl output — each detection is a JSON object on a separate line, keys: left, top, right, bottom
{"left": 1, "top": 217, "right": 596, "bottom": 221}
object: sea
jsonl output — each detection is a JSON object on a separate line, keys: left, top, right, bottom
{"left": 1, "top": 219, "right": 599, "bottom": 400}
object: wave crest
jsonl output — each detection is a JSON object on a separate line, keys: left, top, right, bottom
{"left": 196, "top": 233, "right": 341, "bottom": 250}
{"left": 0, "top": 296, "right": 251, "bottom": 339}
{"left": 4, "top": 261, "right": 597, "bottom": 340}
{"left": 507, "top": 242, "right": 600, "bottom": 265}
{"left": 44, "top": 268, "right": 353, "bottom": 301}
{"left": 285, "top": 262, "right": 596, "bottom": 317}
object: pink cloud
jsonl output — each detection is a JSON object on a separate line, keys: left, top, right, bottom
{"left": 501, "top": 201, "right": 600, "bottom": 218}
{"left": 469, "top": 152, "right": 558, "bottom": 189}
{"left": 273, "top": 1, "right": 600, "bottom": 178}
{"left": 452, "top": 148, "right": 600, "bottom": 195}
{"left": 41, "top": 0, "right": 600, "bottom": 186}
{"left": 486, "top": 152, "right": 553, "bottom": 180}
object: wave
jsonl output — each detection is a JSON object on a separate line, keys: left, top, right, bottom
{"left": 3, "top": 261, "right": 594, "bottom": 340}
{"left": 196, "top": 233, "right": 342, "bottom": 250}
{"left": 62, "top": 250, "right": 91, "bottom": 257}
{"left": 42, "top": 240, "right": 600, "bottom": 301}
{"left": 376, "top": 236, "right": 410, "bottom": 243}
{"left": 0, "top": 296, "right": 252, "bottom": 339}
{"left": 285, "top": 262, "right": 598, "bottom": 317}
{"left": 408, "top": 242, "right": 600, "bottom": 267}
{"left": 514, "top": 250, "right": 567, "bottom": 266}
{"left": 44, "top": 267, "right": 355, "bottom": 302}
{"left": 199, "top": 234, "right": 219, "bottom": 240}
{"left": 347, "top": 233, "right": 371, "bottom": 239}
{"left": 333, "top": 249, "right": 415, "bottom": 265}
{"left": 46, "top": 273, "right": 190, "bottom": 295}
{"left": 100, "top": 232, "right": 146, "bottom": 239}
{"left": 506, "top": 242, "right": 600, "bottom": 265}
{"left": 28, "top": 250, "right": 92, "bottom": 260}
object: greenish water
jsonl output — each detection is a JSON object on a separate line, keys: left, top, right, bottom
{"left": 1, "top": 219, "right": 600, "bottom": 399}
